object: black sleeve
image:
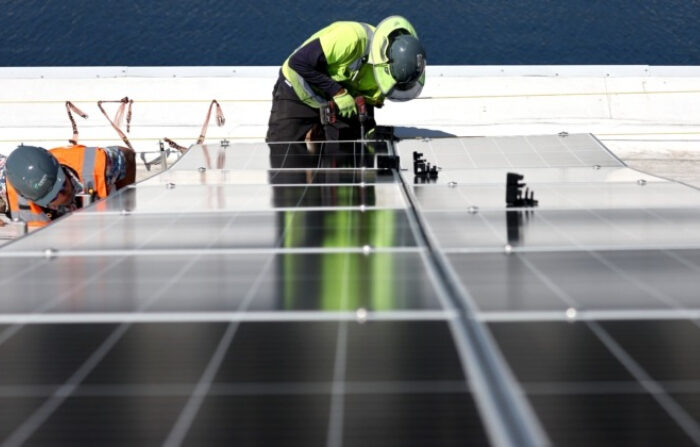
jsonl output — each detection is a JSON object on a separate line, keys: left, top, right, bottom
{"left": 289, "top": 38, "right": 344, "bottom": 99}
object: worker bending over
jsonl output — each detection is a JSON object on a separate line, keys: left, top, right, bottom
{"left": 4, "top": 144, "right": 135, "bottom": 228}
{"left": 266, "top": 16, "right": 426, "bottom": 159}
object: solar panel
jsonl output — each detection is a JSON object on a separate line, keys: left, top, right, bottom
{"left": 0, "top": 134, "right": 698, "bottom": 445}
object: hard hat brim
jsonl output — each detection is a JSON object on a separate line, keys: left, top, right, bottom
{"left": 369, "top": 16, "right": 419, "bottom": 96}
{"left": 32, "top": 166, "right": 66, "bottom": 207}
{"left": 386, "top": 72, "right": 425, "bottom": 102}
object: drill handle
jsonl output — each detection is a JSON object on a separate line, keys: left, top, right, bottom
{"left": 355, "top": 96, "right": 368, "bottom": 123}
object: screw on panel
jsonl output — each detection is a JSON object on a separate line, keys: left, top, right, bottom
{"left": 362, "top": 245, "right": 372, "bottom": 255}
{"left": 355, "top": 308, "right": 368, "bottom": 324}
{"left": 468, "top": 206, "right": 479, "bottom": 214}
{"left": 637, "top": 179, "right": 647, "bottom": 186}
{"left": 566, "top": 308, "right": 578, "bottom": 321}
{"left": 221, "top": 139, "right": 230, "bottom": 148}
{"left": 448, "top": 181, "right": 458, "bottom": 188}
{"left": 166, "top": 183, "right": 176, "bottom": 189}
{"left": 44, "top": 248, "right": 57, "bottom": 259}
{"left": 198, "top": 167, "right": 206, "bottom": 173}
{"left": 120, "top": 209, "right": 130, "bottom": 216}
{"left": 593, "top": 165, "right": 601, "bottom": 170}
{"left": 504, "top": 244, "right": 513, "bottom": 254}
{"left": 558, "top": 131, "right": 569, "bottom": 137}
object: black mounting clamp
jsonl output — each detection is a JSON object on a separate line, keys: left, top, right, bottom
{"left": 413, "top": 151, "right": 440, "bottom": 181}
{"left": 506, "top": 172, "right": 538, "bottom": 207}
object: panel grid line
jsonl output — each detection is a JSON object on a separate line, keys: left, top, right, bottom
{"left": 491, "top": 138, "right": 516, "bottom": 168}
{"left": 457, "top": 138, "right": 479, "bottom": 169}
{"left": 556, "top": 134, "right": 588, "bottom": 166}
{"left": 162, "top": 156, "right": 325, "bottom": 447}
{"left": 396, "top": 158, "right": 550, "bottom": 447}
{"left": 326, "top": 178, "right": 357, "bottom": 447}
{"left": 0, "top": 210, "right": 198, "bottom": 351}
{"left": 522, "top": 137, "right": 550, "bottom": 167}
{"left": 1, "top": 181, "right": 274, "bottom": 446}
{"left": 535, "top": 212, "right": 688, "bottom": 310}
{"left": 509, "top": 230, "right": 700, "bottom": 444}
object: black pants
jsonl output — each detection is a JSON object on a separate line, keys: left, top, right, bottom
{"left": 266, "top": 76, "right": 375, "bottom": 168}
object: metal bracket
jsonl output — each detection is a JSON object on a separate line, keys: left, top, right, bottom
{"left": 506, "top": 172, "right": 538, "bottom": 207}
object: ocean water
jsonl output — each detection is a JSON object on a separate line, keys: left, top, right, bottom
{"left": 1, "top": 0, "right": 700, "bottom": 66}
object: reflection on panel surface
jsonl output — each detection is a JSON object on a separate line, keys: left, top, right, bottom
{"left": 174, "top": 141, "right": 389, "bottom": 171}
{"left": 426, "top": 208, "right": 700, "bottom": 250}
{"left": 414, "top": 183, "right": 700, "bottom": 211}
{"left": 146, "top": 169, "right": 398, "bottom": 186}
{"left": 397, "top": 134, "right": 622, "bottom": 170}
{"left": 5, "top": 210, "right": 417, "bottom": 251}
{"left": 449, "top": 250, "right": 700, "bottom": 312}
{"left": 0, "top": 253, "right": 441, "bottom": 312}
{"left": 405, "top": 166, "right": 662, "bottom": 186}
{"left": 81, "top": 184, "right": 407, "bottom": 213}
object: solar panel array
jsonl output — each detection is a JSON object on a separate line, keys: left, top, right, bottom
{"left": 0, "top": 134, "right": 699, "bottom": 446}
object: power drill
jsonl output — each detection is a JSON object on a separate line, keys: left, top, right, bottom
{"left": 319, "top": 101, "right": 337, "bottom": 125}
{"left": 319, "top": 96, "right": 368, "bottom": 129}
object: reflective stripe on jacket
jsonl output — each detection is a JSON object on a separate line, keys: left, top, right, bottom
{"left": 6, "top": 145, "right": 108, "bottom": 228}
{"left": 282, "top": 21, "right": 381, "bottom": 108}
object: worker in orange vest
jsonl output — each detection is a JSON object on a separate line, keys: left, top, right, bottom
{"left": 4, "top": 144, "right": 135, "bottom": 228}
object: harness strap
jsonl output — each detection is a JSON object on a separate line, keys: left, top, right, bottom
{"left": 81, "top": 147, "right": 98, "bottom": 194}
{"left": 65, "top": 101, "right": 88, "bottom": 145}
{"left": 349, "top": 23, "right": 374, "bottom": 74}
{"left": 97, "top": 97, "right": 134, "bottom": 150}
{"left": 165, "top": 100, "right": 226, "bottom": 167}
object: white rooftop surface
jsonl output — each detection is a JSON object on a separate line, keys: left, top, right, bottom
{"left": 1, "top": 65, "right": 699, "bottom": 162}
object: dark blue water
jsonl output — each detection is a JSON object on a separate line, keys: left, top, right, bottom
{"left": 2, "top": 0, "right": 700, "bottom": 66}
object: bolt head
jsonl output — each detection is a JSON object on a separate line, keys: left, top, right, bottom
{"left": 44, "top": 248, "right": 57, "bottom": 259}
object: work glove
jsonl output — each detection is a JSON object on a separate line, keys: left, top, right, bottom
{"left": 333, "top": 90, "right": 356, "bottom": 118}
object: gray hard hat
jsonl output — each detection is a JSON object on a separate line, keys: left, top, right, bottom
{"left": 6, "top": 145, "right": 66, "bottom": 207}
{"left": 388, "top": 34, "right": 426, "bottom": 86}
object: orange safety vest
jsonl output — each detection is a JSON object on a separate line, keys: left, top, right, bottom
{"left": 6, "top": 145, "right": 109, "bottom": 228}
